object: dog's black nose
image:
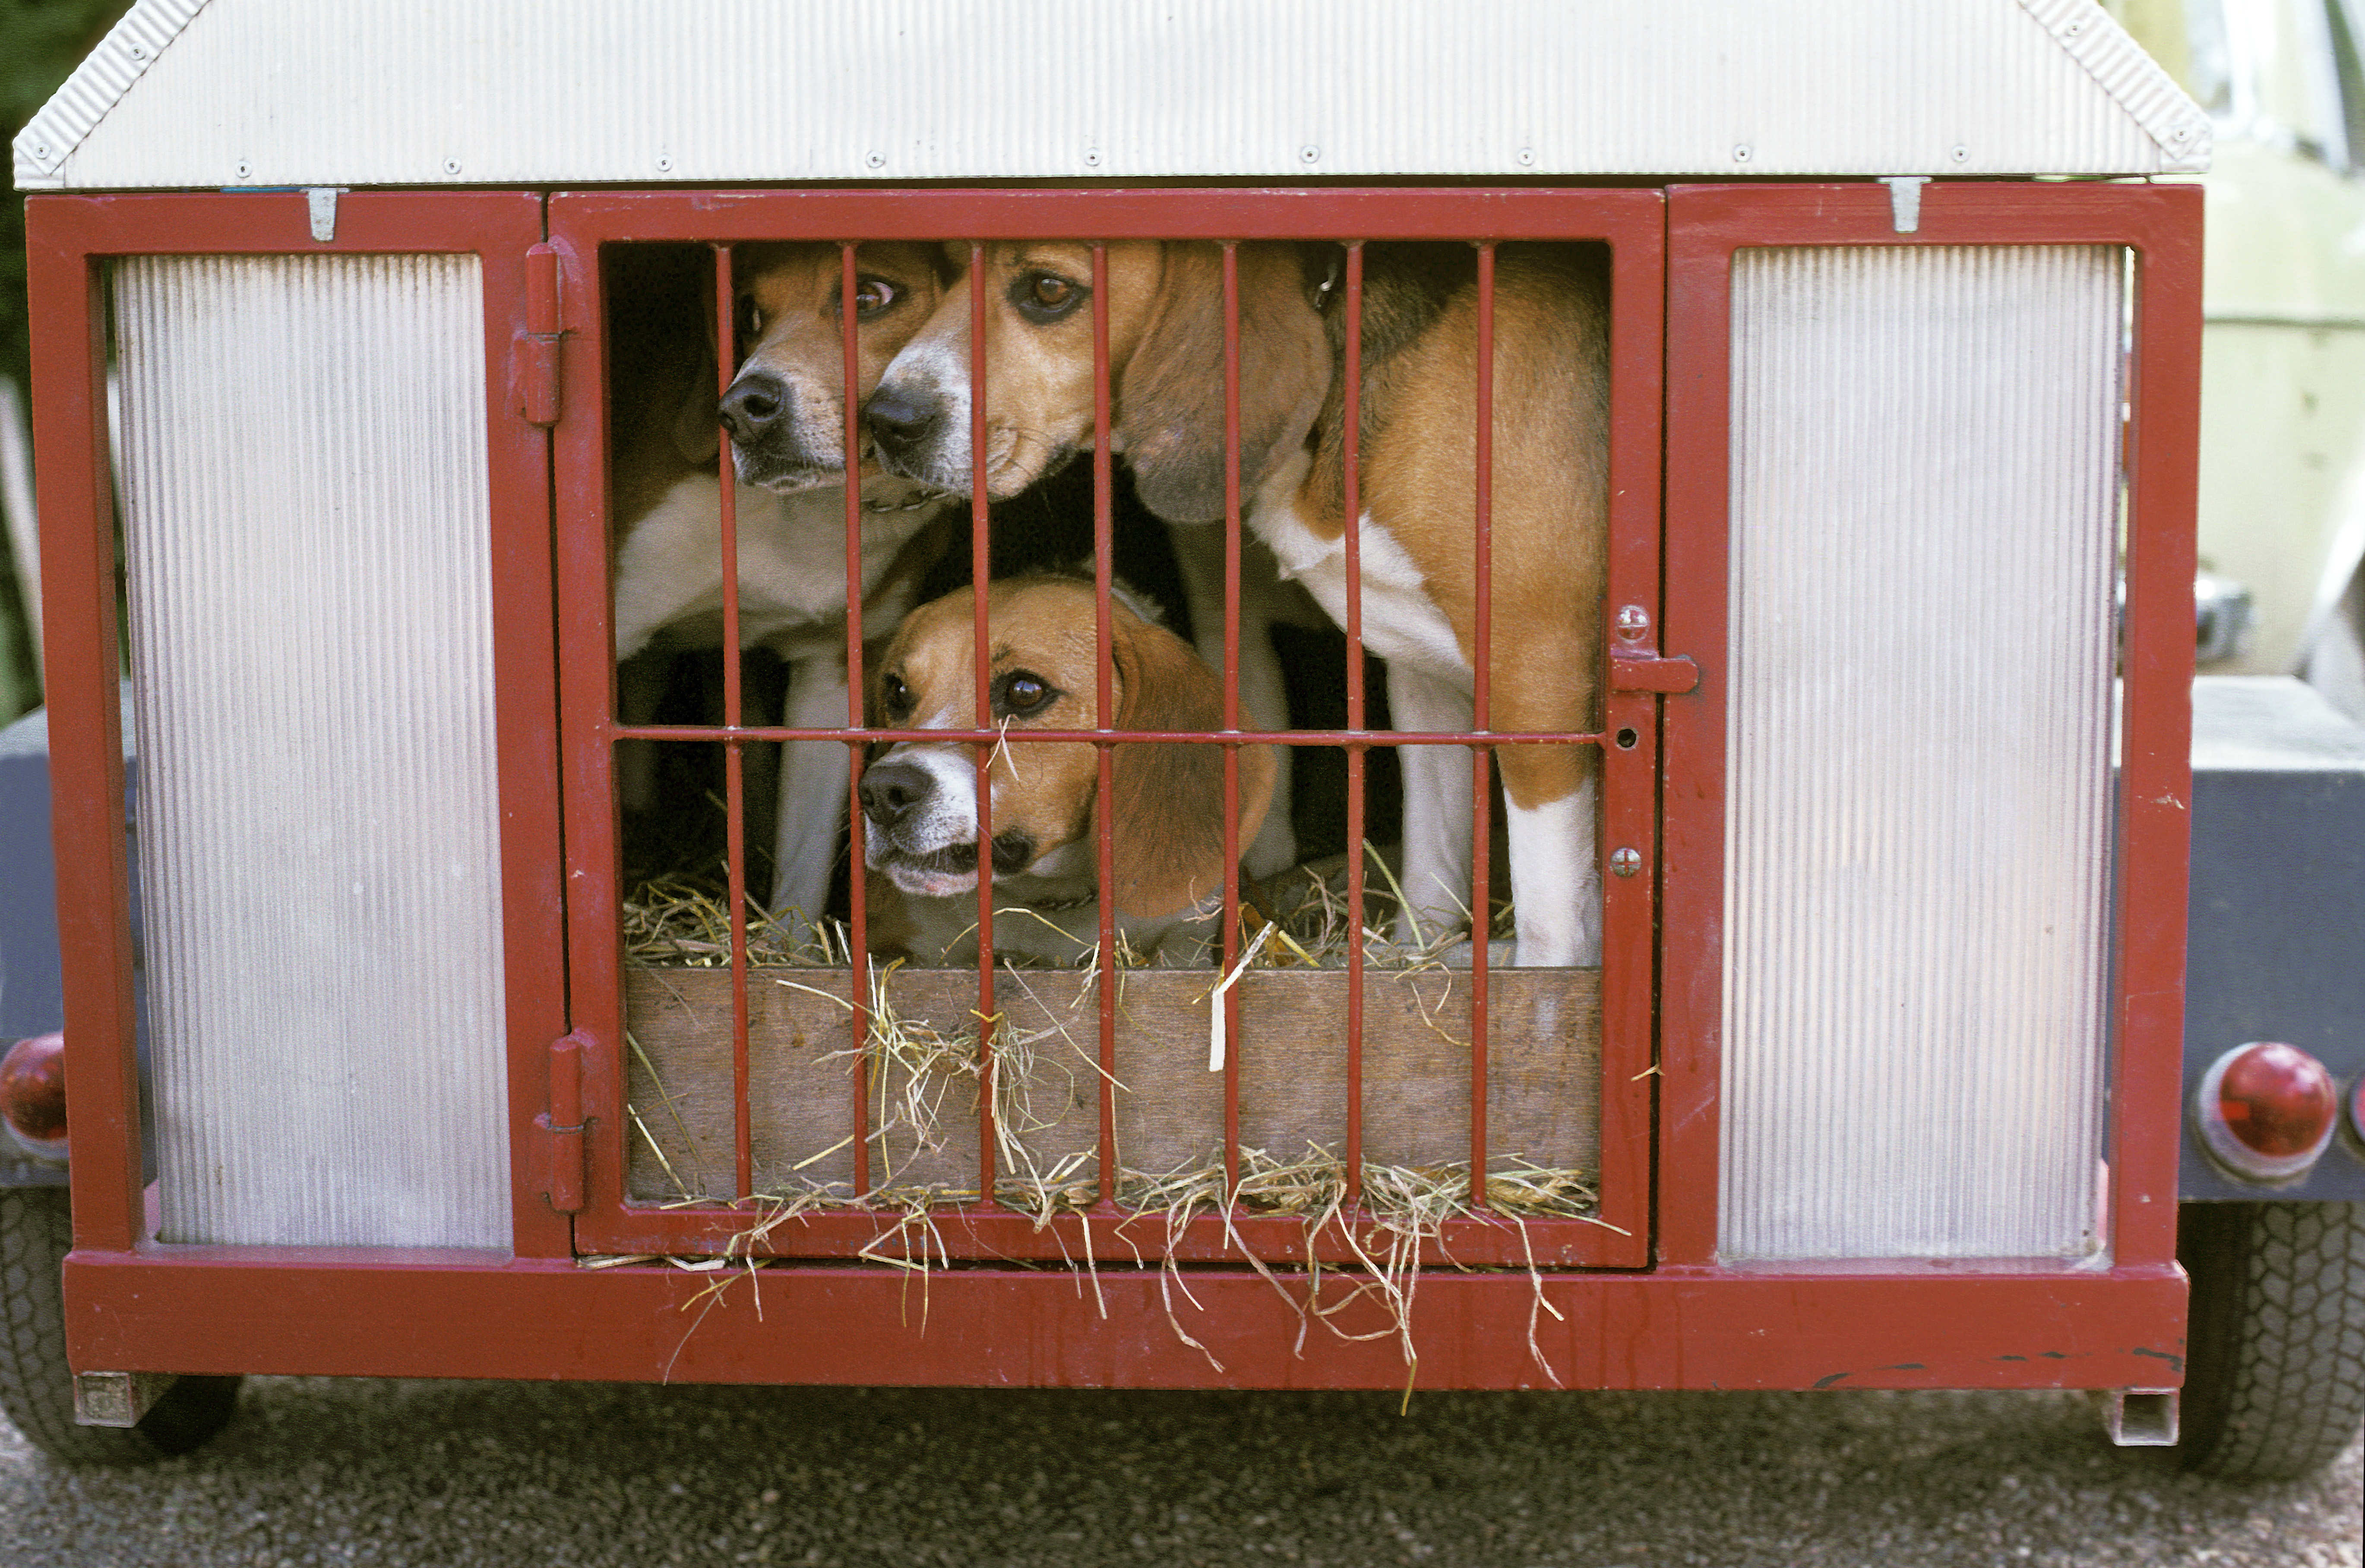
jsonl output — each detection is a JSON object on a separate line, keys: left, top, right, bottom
{"left": 858, "top": 759, "right": 934, "bottom": 829}
{"left": 864, "top": 385, "right": 939, "bottom": 460}
{"left": 720, "top": 372, "right": 790, "bottom": 446}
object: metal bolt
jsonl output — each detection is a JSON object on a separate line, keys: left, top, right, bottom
{"left": 1517, "top": 147, "right": 1536, "bottom": 167}
{"left": 30, "top": 142, "right": 49, "bottom": 161}
{"left": 1615, "top": 604, "right": 1651, "bottom": 642}
{"left": 1733, "top": 144, "right": 1753, "bottom": 163}
{"left": 866, "top": 151, "right": 886, "bottom": 169}
{"left": 1083, "top": 148, "right": 1102, "bottom": 168}
{"left": 1300, "top": 145, "right": 1321, "bottom": 164}
{"left": 127, "top": 41, "right": 147, "bottom": 60}
{"left": 442, "top": 157, "right": 462, "bottom": 176}
{"left": 1951, "top": 145, "right": 1970, "bottom": 163}
{"left": 1611, "top": 847, "right": 1643, "bottom": 879}
{"left": 2063, "top": 17, "right": 2085, "bottom": 36}
{"left": 654, "top": 154, "right": 673, "bottom": 173}
{"left": 234, "top": 159, "right": 252, "bottom": 179}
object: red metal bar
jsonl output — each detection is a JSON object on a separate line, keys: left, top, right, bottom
{"left": 842, "top": 242, "right": 873, "bottom": 1196}
{"left": 1342, "top": 242, "right": 1366, "bottom": 1208}
{"left": 1469, "top": 241, "right": 1494, "bottom": 1210}
{"left": 1220, "top": 241, "right": 1243, "bottom": 1198}
{"left": 551, "top": 187, "right": 1671, "bottom": 244}
{"left": 968, "top": 244, "right": 998, "bottom": 1206}
{"left": 2113, "top": 202, "right": 2204, "bottom": 1270}
{"left": 577, "top": 1194, "right": 1642, "bottom": 1268}
{"left": 614, "top": 724, "right": 1613, "bottom": 746}
{"left": 715, "top": 243, "right": 753, "bottom": 1200}
{"left": 62, "top": 1248, "right": 2188, "bottom": 1394}
{"left": 1092, "top": 244, "right": 1119, "bottom": 1208}
{"left": 25, "top": 221, "right": 139, "bottom": 1255}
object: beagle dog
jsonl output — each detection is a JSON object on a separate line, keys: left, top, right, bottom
{"left": 860, "top": 575, "right": 1277, "bottom": 967}
{"left": 863, "top": 243, "right": 1336, "bottom": 884}
{"left": 609, "top": 241, "right": 959, "bottom": 923}
{"left": 865, "top": 242, "right": 1608, "bottom": 967}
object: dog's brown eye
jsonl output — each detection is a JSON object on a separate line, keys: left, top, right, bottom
{"left": 851, "top": 276, "right": 899, "bottom": 319}
{"left": 994, "top": 671, "right": 1056, "bottom": 716}
{"left": 1011, "top": 271, "right": 1086, "bottom": 323}
{"left": 881, "top": 673, "right": 911, "bottom": 720}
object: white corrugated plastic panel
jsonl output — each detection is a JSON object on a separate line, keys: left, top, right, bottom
{"left": 1719, "top": 245, "right": 2122, "bottom": 1262}
{"left": 17, "top": 0, "right": 2206, "bottom": 190}
{"left": 115, "top": 253, "right": 511, "bottom": 1252}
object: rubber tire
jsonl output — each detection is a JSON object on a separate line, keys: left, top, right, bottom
{"left": 2176, "top": 1199, "right": 2365, "bottom": 1480}
{"left": 0, "top": 1185, "right": 241, "bottom": 1463}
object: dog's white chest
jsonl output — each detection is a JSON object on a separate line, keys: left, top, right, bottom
{"left": 1249, "top": 471, "right": 1469, "bottom": 683}
{"left": 613, "top": 476, "right": 938, "bottom": 658}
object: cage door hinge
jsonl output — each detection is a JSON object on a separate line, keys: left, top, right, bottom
{"left": 534, "top": 1030, "right": 591, "bottom": 1214}
{"left": 1609, "top": 650, "right": 1701, "bottom": 695}
{"left": 512, "top": 243, "right": 563, "bottom": 427}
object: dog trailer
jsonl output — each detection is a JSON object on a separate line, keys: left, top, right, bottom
{"left": 5, "top": 0, "right": 2360, "bottom": 1480}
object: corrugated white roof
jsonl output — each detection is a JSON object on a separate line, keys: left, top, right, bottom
{"left": 14, "top": 0, "right": 2208, "bottom": 192}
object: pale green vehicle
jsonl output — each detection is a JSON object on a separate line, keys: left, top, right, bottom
{"left": 2119, "top": 0, "right": 2365, "bottom": 714}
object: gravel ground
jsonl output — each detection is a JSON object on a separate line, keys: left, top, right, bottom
{"left": 1, "top": 1379, "right": 2356, "bottom": 1566}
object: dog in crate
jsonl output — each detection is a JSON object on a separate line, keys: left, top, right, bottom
{"left": 859, "top": 575, "right": 1277, "bottom": 966}
{"left": 863, "top": 244, "right": 1335, "bottom": 886}
{"left": 607, "top": 240, "right": 960, "bottom": 926}
{"left": 863, "top": 240, "right": 1609, "bottom": 967}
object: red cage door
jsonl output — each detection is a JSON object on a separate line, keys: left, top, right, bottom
{"left": 546, "top": 188, "right": 1665, "bottom": 1274}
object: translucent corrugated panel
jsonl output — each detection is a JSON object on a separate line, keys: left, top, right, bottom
{"left": 114, "top": 255, "right": 509, "bottom": 1251}
{"left": 1720, "top": 246, "right": 2121, "bottom": 1261}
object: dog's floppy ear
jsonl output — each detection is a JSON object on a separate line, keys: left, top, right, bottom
{"left": 1114, "top": 242, "right": 1332, "bottom": 525}
{"left": 668, "top": 258, "right": 724, "bottom": 466}
{"left": 1107, "top": 614, "right": 1277, "bottom": 918}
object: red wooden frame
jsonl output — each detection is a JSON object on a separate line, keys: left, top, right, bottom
{"left": 23, "top": 192, "right": 570, "bottom": 1262}
{"left": 23, "top": 181, "right": 2195, "bottom": 1392}
{"left": 547, "top": 188, "right": 1665, "bottom": 1271}
{"left": 1657, "top": 181, "right": 2202, "bottom": 1273}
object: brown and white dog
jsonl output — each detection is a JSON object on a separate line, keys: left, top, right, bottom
{"left": 862, "top": 243, "right": 1335, "bottom": 884}
{"left": 863, "top": 242, "right": 1608, "bottom": 967}
{"left": 860, "top": 575, "right": 1277, "bottom": 967}
{"left": 609, "top": 241, "right": 959, "bottom": 923}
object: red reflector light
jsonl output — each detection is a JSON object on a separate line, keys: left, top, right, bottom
{"left": 2193, "top": 1041, "right": 2337, "bottom": 1182}
{"left": 0, "top": 1031, "right": 68, "bottom": 1157}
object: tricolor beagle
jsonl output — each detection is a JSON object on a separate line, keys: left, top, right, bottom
{"left": 860, "top": 575, "right": 1277, "bottom": 967}
{"left": 863, "top": 242, "right": 1337, "bottom": 883}
{"left": 609, "top": 241, "right": 958, "bottom": 923}
{"left": 864, "top": 242, "right": 1609, "bottom": 967}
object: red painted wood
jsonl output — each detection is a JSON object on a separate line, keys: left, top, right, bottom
{"left": 1658, "top": 181, "right": 2201, "bottom": 1271}
{"left": 25, "top": 192, "right": 571, "bottom": 1261}
{"left": 63, "top": 1249, "right": 2185, "bottom": 1393}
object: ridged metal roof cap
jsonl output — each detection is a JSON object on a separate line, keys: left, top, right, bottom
{"left": 14, "top": 0, "right": 2208, "bottom": 192}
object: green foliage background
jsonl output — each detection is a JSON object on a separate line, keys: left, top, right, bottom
{"left": 1, "top": 0, "right": 132, "bottom": 720}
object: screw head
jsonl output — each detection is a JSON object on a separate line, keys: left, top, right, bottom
{"left": 654, "top": 154, "right": 673, "bottom": 173}
{"left": 1084, "top": 148, "right": 1102, "bottom": 168}
{"left": 1615, "top": 604, "right": 1651, "bottom": 642}
{"left": 234, "top": 158, "right": 253, "bottom": 179}
{"left": 1300, "top": 144, "right": 1321, "bottom": 164}
{"left": 1611, "top": 847, "right": 1643, "bottom": 879}
{"left": 30, "top": 142, "right": 50, "bottom": 161}
{"left": 1733, "top": 144, "right": 1753, "bottom": 163}
{"left": 1951, "top": 145, "right": 1970, "bottom": 163}
{"left": 442, "top": 157, "right": 462, "bottom": 176}
{"left": 866, "top": 151, "right": 886, "bottom": 170}
{"left": 1517, "top": 147, "right": 1536, "bottom": 167}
